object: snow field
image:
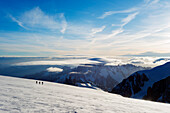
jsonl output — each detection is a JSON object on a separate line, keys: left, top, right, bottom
{"left": 0, "top": 75, "right": 169, "bottom": 113}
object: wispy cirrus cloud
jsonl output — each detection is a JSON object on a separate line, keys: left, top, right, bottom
{"left": 98, "top": 0, "right": 159, "bottom": 19}
{"left": 98, "top": 7, "right": 138, "bottom": 19}
{"left": 91, "top": 25, "right": 105, "bottom": 36}
{"left": 9, "top": 7, "right": 67, "bottom": 34}
{"left": 121, "top": 12, "right": 139, "bottom": 27}
{"left": 9, "top": 14, "right": 28, "bottom": 29}
{"left": 90, "top": 12, "right": 138, "bottom": 44}
{"left": 148, "top": 0, "right": 160, "bottom": 5}
{"left": 60, "top": 13, "right": 67, "bottom": 34}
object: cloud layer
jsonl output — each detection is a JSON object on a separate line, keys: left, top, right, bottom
{"left": 11, "top": 56, "right": 170, "bottom": 68}
{"left": 46, "top": 67, "right": 63, "bottom": 73}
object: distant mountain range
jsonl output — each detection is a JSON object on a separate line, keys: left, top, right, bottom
{"left": 24, "top": 64, "right": 147, "bottom": 91}
{"left": 112, "top": 62, "right": 170, "bottom": 103}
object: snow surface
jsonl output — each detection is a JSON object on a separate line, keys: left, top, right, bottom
{"left": 0, "top": 75, "right": 169, "bottom": 113}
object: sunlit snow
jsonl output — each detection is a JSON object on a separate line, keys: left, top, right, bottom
{"left": 0, "top": 75, "right": 169, "bottom": 113}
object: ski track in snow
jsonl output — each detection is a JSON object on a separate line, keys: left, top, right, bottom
{"left": 0, "top": 75, "right": 169, "bottom": 113}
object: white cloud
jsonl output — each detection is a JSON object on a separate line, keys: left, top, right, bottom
{"left": 89, "top": 12, "right": 139, "bottom": 45}
{"left": 91, "top": 26, "right": 105, "bottom": 36}
{"left": 91, "top": 11, "right": 139, "bottom": 47}
{"left": 144, "top": 0, "right": 151, "bottom": 4}
{"left": 13, "top": 59, "right": 100, "bottom": 66}
{"left": 9, "top": 15, "right": 28, "bottom": 29}
{"left": 89, "top": 28, "right": 124, "bottom": 46}
{"left": 121, "top": 12, "right": 139, "bottom": 27}
{"left": 46, "top": 67, "right": 63, "bottom": 73}
{"left": 91, "top": 12, "right": 139, "bottom": 43}
{"left": 150, "top": 0, "right": 160, "bottom": 5}
{"left": 10, "top": 7, "right": 67, "bottom": 33}
{"left": 108, "top": 28, "right": 124, "bottom": 38}
{"left": 98, "top": 8, "right": 138, "bottom": 19}
{"left": 60, "top": 13, "right": 67, "bottom": 34}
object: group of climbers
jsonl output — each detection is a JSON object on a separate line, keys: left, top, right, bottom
{"left": 36, "top": 81, "right": 44, "bottom": 85}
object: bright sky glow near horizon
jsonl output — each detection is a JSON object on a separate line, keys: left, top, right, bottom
{"left": 0, "top": 0, "right": 170, "bottom": 56}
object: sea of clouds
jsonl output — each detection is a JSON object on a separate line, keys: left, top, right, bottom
{"left": 9, "top": 56, "right": 170, "bottom": 68}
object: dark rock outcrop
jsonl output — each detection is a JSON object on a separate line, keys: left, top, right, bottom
{"left": 111, "top": 72, "right": 149, "bottom": 97}
{"left": 111, "top": 62, "right": 170, "bottom": 103}
{"left": 143, "top": 76, "right": 170, "bottom": 103}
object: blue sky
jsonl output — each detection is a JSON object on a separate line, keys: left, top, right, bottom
{"left": 0, "top": 0, "right": 170, "bottom": 56}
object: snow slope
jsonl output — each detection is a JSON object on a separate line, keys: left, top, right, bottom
{"left": 0, "top": 75, "right": 169, "bottom": 113}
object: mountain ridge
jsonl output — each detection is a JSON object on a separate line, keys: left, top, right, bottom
{"left": 111, "top": 62, "right": 170, "bottom": 103}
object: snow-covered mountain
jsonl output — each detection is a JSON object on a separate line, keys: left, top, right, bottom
{"left": 25, "top": 64, "right": 148, "bottom": 91}
{"left": 0, "top": 75, "right": 169, "bottom": 113}
{"left": 2, "top": 56, "right": 170, "bottom": 92}
{"left": 0, "top": 56, "right": 150, "bottom": 91}
{"left": 111, "top": 62, "right": 170, "bottom": 103}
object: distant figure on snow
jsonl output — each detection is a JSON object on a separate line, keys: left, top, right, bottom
{"left": 36, "top": 81, "right": 44, "bottom": 85}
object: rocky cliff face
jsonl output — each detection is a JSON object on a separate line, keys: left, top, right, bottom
{"left": 143, "top": 76, "right": 170, "bottom": 103}
{"left": 111, "top": 72, "right": 149, "bottom": 97}
{"left": 111, "top": 62, "right": 170, "bottom": 103}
